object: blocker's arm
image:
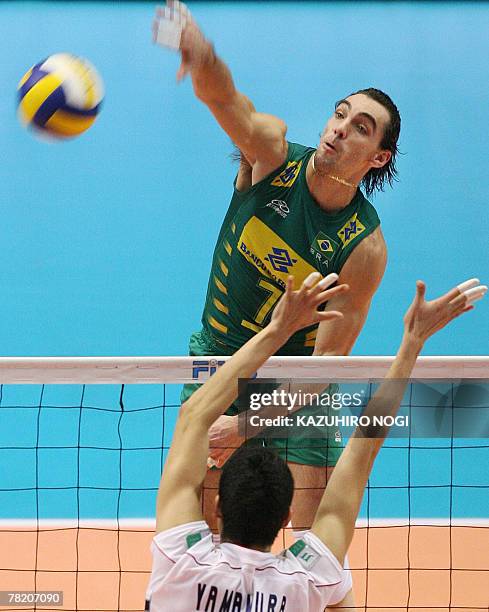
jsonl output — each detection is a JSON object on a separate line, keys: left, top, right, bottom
{"left": 155, "top": 273, "right": 348, "bottom": 533}
{"left": 311, "top": 278, "right": 486, "bottom": 566}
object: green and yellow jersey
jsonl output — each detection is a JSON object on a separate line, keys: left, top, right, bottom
{"left": 202, "top": 141, "right": 380, "bottom": 356}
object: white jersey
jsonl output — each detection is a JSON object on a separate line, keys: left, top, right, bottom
{"left": 146, "top": 521, "right": 352, "bottom": 612}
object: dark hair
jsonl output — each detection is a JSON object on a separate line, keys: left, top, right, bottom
{"left": 219, "top": 446, "right": 294, "bottom": 548}
{"left": 347, "top": 87, "right": 401, "bottom": 197}
{"left": 230, "top": 144, "right": 251, "bottom": 168}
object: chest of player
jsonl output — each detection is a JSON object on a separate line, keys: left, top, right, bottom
{"left": 229, "top": 186, "right": 357, "bottom": 285}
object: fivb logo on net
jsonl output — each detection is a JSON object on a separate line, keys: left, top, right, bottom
{"left": 192, "top": 359, "right": 226, "bottom": 379}
{"left": 192, "top": 359, "right": 259, "bottom": 380}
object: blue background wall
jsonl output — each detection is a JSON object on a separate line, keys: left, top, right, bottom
{"left": 0, "top": 1, "right": 487, "bottom": 357}
{"left": 0, "top": 2, "right": 488, "bottom": 520}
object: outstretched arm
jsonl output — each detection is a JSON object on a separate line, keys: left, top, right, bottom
{"left": 153, "top": 1, "right": 287, "bottom": 175}
{"left": 155, "top": 273, "right": 349, "bottom": 533}
{"left": 311, "top": 278, "right": 487, "bottom": 565}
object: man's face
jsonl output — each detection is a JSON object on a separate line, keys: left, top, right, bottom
{"left": 316, "top": 93, "right": 391, "bottom": 177}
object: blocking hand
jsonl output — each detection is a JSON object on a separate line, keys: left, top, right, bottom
{"left": 270, "top": 272, "right": 349, "bottom": 338}
{"left": 403, "top": 278, "right": 487, "bottom": 343}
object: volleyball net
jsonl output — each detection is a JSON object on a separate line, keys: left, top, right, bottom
{"left": 0, "top": 356, "right": 488, "bottom": 611}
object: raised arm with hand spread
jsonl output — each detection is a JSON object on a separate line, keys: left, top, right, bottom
{"left": 155, "top": 273, "right": 349, "bottom": 533}
{"left": 153, "top": 1, "right": 287, "bottom": 174}
{"left": 311, "top": 278, "right": 487, "bottom": 568}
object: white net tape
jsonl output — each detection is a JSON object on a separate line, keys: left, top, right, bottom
{"left": 0, "top": 355, "right": 487, "bottom": 384}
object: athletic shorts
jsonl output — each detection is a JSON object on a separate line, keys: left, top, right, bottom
{"left": 180, "top": 328, "right": 343, "bottom": 467}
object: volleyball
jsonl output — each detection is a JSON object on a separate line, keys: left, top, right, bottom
{"left": 17, "top": 53, "right": 104, "bottom": 139}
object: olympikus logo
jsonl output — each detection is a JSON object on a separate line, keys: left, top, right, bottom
{"left": 266, "top": 199, "right": 289, "bottom": 218}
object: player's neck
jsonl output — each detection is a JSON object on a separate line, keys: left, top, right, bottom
{"left": 221, "top": 537, "right": 272, "bottom": 553}
{"left": 306, "top": 153, "right": 359, "bottom": 213}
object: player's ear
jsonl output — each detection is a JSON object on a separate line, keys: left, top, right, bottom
{"left": 215, "top": 494, "right": 222, "bottom": 519}
{"left": 370, "top": 149, "right": 391, "bottom": 169}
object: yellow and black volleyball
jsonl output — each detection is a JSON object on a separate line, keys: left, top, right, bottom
{"left": 17, "top": 53, "right": 104, "bottom": 139}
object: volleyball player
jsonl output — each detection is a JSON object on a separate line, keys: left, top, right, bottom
{"left": 153, "top": 2, "right": 401, "bottom": 531}
{"left": 145, "top": 273, "right": 486, "bottom": 611}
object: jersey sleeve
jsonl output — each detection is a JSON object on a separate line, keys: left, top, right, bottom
{"left": 231, "top": 141, "right": 302, "bottom": 199}
{"left": 286, "top": 531, "right": 352, "bottom": 603}
{"left": 153, "top": 520, "right": 211, "bottom": 561}
{"left": 325, "top": 552, "right": 353, "bottom": 605}
{"left": 145, "top": 521, "right": 212, "bottom": 604}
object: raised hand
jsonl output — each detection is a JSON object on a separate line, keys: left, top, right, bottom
{"left": 153, "top": 1, "right": 212, "bottom": 81}
{"left": 208, "top": 415, "right": 242, "bottom": 469}
{"left": 153, "top": 2, "right": 190, "bottom": 49}
{"left": 206, "top": 273, "right": 348, "bottom": 469}
{"left": 403, "top": 278, "right": 487, "bottom": 343}
{"left": 270, "top": 272, "right": 349, "bottom": 338}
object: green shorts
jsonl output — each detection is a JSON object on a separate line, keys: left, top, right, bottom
{"left": 181, "top": 328, "right": 343, "bottom": 467}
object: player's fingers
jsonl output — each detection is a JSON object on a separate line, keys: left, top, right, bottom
{"left": 307, "top": 273, "right": 339, "bottom": 299}
{"left": 458, "top": 278, "right": 480, "bottom": 294}
{"left": 209, "top": 447, "right": 234, "bottom": 468}
{"left": 208, "top": 453, "right": 230, "bottom": 469}
{"left": 176, "top": 56, "right": 190, "bottom": 80}
{"left": 217, "top": 454, "right": 233, "bottom": 468}
{"left": 172, "top": 1, "right": 183, "bottom": 24}
{"left": 448, "top": 303, "right": 475, "bottom": 325}
{"left": 415, "top": 280, "right": 426, "bottom": 303}
{"left": 185, "top": 7, "right": 193, "bottom": 24}
{"left": 176, "top": 64, "right": 185, "bottom": 81}
{"left": 285, "top": 275, "right": 294, "bottom": 295}
{"left": 450, "top": 291, "right": 480, "bottom": 320}
{"left": 450, "top": 301, "right": 470, "bottom": 320}
{"left": 207, "top": 456, "right": 218, "bottom": 469}
{"left": 315, "top": 272, "right": 339, "bottom": 291}
{"left": 464, "top": 285, "right": 487, "bottom": 304}
{"left": 176, "top": 0, "right": 191, "bottom": 22}
{"left": 208, "top": 448, "right": 225, "bottom": 463}
{"left": 315, "top": 310, "right": 344, "bottom": 323}
{"left": 448, "top": 285, "right": 486, "bottom": 310}
{"left": 155, "top": 5, "right": 185, "bottom": 50}
{"left": 313, "top": 283, "right": 349, "bottom": 306}
{"left": 448, "top": 292, "right": 469, "bottom": 311}
{"left": 440, "top": 278, "right": 480, "bottom": 304}
{"left": 302, "top": 271, "right": 322, "bottom": 290}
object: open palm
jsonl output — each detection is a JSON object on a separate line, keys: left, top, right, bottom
{"left": 404, "top": 279, "right": 486, "bottom": 342}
